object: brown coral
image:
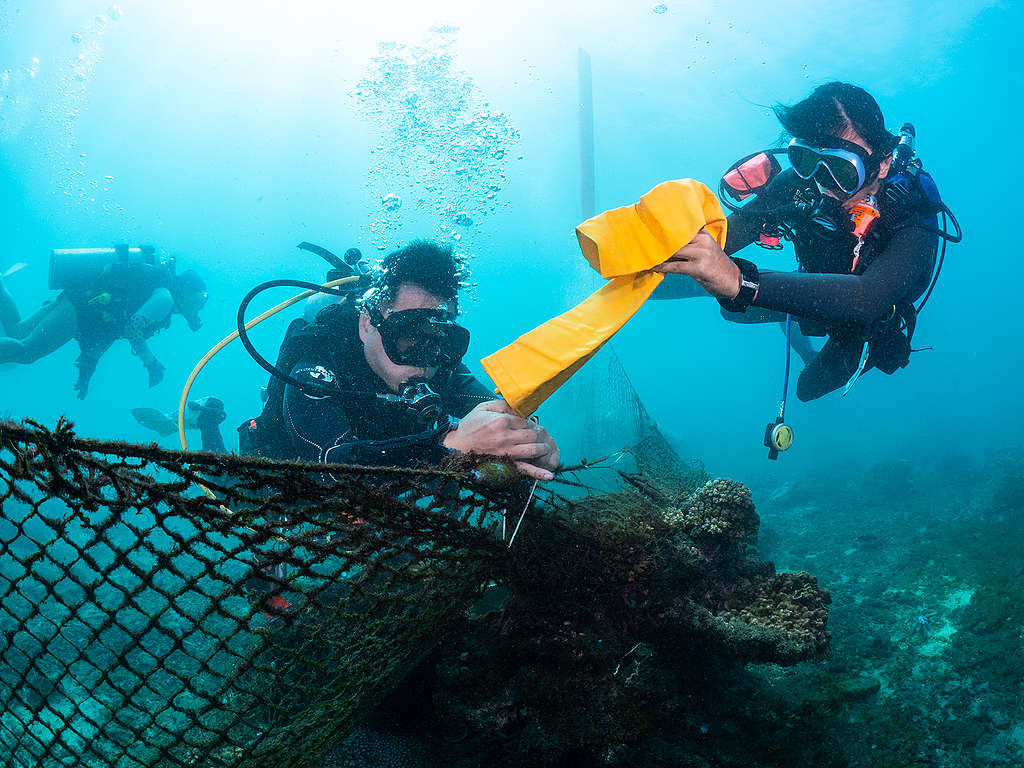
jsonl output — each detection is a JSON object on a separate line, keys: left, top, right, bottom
{"left": 666, "top": 478, "right": 759, "bottom": 543}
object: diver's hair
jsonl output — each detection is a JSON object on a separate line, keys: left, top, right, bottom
{"left": 774, "top": 82, "right": 898, "bottom": 156}
{"left": 365, "top": 239, "right": 465, "bottom": 311}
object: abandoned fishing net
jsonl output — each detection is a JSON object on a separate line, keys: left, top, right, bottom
{"left": 0, "top": 418, "right": 515, "bottom": 768}
{"left": 0, "top": 416, "right": 830, "bottom": 768}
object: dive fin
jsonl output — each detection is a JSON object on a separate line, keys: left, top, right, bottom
{"left": 2, "top": 262, "right": 27, "bottom": 279}
{"left": 131, "top": 407, "right": 199, "bottom": 436}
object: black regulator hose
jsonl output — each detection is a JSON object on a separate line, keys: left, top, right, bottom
{"left": 236, "top": 279, "right": 362, "bottom": 398}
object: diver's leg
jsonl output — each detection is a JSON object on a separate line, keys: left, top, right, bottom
{"left": 0, "top": 295, "right": 77, "bottom": 364}
{"left": 796, "top": 337, "right": 863, "bottom": 401}
{"left": 8, "top": 299, "right": 62, "bottom": 339}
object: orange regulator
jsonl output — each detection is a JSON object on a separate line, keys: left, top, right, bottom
{"left": 849, "top": 194, "right": 880, "bottom": 238}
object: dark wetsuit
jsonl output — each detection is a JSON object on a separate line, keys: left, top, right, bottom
{"left": 723, "top": 168, "right": 939, "bottom": 400}
{"left": 67, "top": 262, "right": 174, "bottom": 366}
{"left": 281, "top": 307, "right": 493, "bottom": 472}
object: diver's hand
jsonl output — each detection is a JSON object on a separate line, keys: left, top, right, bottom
{"left": 146, "top": 358, "right": 166, "bottom": 387}
{"left": 74, "top": 372, "right": 91, "bottom": 400}
{"left": 654, "top": 228, "right": 741, "bottom": 300}
{"left": 74, "top": 360, "right": 95, "bottom": 400}
{"left": 444, "top": 399, "right": 558, "bottom": 481}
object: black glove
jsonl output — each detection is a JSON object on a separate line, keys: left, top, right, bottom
{"left": 74, "top": 358, "right": 96, "bottom": 400}
{"left": 146, "top": 359, "right": 166, "bottom": 387}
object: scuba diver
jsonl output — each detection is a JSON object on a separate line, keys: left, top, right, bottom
{"left": 0, "top": 245, "right": 208, "bottom": 399}
{"left": 237, "top": 239, "right": 560, "bottom": 480}
{"left": 652, "top": 82, "right": 961, "bottom": 402}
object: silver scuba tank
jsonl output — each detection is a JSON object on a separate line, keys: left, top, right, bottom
{"left": 49, "top": 243, "right": 166, "bottom": 290}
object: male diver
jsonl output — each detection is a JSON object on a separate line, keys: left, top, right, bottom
{"left": 0, "top": 245, "right": 208, "bottom": 399}
{"left": 653, "top": 82, "right": 959, "bottom": 400}
{"left": 240, "top": 239, "right": 560, "bottom": 480}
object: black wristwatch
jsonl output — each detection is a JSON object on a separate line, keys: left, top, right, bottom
{"left": 717, "top": 258, "right": 760, "bottom": 313}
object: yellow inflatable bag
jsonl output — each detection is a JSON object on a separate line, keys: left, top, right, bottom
{"left": 481, "top": 179, "right": 726, "bottom": 416}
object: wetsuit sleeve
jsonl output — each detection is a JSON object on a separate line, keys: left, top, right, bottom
{"left": 133, "top": 287, "right": 175, "bottom": 326}
{"left": 282, "top": 358, "right": 450, "bottom": 468}
{"left": 442, "top": 364, "right": 496, "bottom": 418}
{"left": 724, "top": 201, "right": 769, "bottom": 254}
{"left": 125, "top": 287, "right": 174, "bottom": 365}
{"left": 751, "top": 223, "right": 937, "bottom": 326}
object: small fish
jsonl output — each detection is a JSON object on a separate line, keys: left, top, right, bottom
{"left": 2, "top": 262, "right": 27, "bottom": 279}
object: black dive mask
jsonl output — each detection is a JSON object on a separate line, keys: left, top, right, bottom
{"left": 367, "top": 304, "right": 470, "bottom": 368}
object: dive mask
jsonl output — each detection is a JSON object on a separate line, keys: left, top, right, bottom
{"left": 788, "top": 137, "right": 876, "bottom": 196}
{"left": 367, "top": 304, "right": 470, "bottom": 368}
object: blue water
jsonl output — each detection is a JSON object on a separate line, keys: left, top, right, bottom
{"left": 2, "top": 1, "right": 1023, "bottom": 764}
{"left": 2, "top": 1, "right": 1020, "bottom": 484}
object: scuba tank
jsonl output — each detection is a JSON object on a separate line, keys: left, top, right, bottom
{"left": 49, "top": 244, "right": 169, "bottom": 290}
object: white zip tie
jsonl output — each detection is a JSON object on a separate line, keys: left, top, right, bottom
{"left": 507, "top": 479, "right": 539, "bottom": 549}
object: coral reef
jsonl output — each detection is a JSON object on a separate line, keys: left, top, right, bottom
{"left": 411, "top": 446, "right": 831, "bottom": 766}
{"left": 666, "top": 478, "right": 759, "bottom": 543}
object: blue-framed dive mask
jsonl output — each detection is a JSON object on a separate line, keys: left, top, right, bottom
{"left": 788, "top": 137, "right": 876, "bottom": 196}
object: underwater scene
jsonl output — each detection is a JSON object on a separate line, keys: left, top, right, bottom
{"left": 1, "top": 1, "right": 1022, "bottom": 766}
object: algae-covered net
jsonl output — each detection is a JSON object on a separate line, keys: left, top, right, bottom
{"left": 0, "top": 419, "right": 517, "bottom": 768}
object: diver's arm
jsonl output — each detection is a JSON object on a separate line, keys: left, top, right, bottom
{"left": 125, "top": 287, "right": 174, "bottom": 372}
{"left": 283, "top": 361, "right": 449, "bottom": 468}
{"left": 723, "top": 204, "right": 768, "bottom": 255}
{"left": 752, "top": 225, "right": 937, "bottom": 325}
{"left": 322, "top": 427, "right": 452, "bottom": 467}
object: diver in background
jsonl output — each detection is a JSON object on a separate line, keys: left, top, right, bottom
{"left": 241, "top": 239, "right": 560, "bottom": 480}
{"left": 653, "top": 82, "right": 955, "bottom": 400}
{"left": 0, "top": 246, "right": 208, "bottom": 399}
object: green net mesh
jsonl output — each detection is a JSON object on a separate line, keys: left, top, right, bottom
{"left": 0, "top": 418, "right": 517, "bottom": 768}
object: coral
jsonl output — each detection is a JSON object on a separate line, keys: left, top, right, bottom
{"left": 666, "top": 478, "right": 759, "bottom": 543}
{"left": 420, "top": 461, "right": 831, "bottom": 766}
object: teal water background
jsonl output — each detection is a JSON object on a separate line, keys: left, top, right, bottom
{"left": 1, "top": 0, "right": 1020, "bottom": 483}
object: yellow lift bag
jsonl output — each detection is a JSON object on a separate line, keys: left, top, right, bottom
{"left": 481, "top": 179, "right": 726, "bottom": 416}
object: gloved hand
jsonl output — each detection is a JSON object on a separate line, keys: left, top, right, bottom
{"left": 74, "top": 359, "right": 96, "bottom": 400}
{"left": 74, "top": 371, "right": 91, "bottom": 400}
{"left": 146, "top": 358, "right": 166, "bottom": 387}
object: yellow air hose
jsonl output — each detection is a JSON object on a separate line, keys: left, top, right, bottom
{"left": 177, "top": 275, "right": 360, "bottom": 458}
